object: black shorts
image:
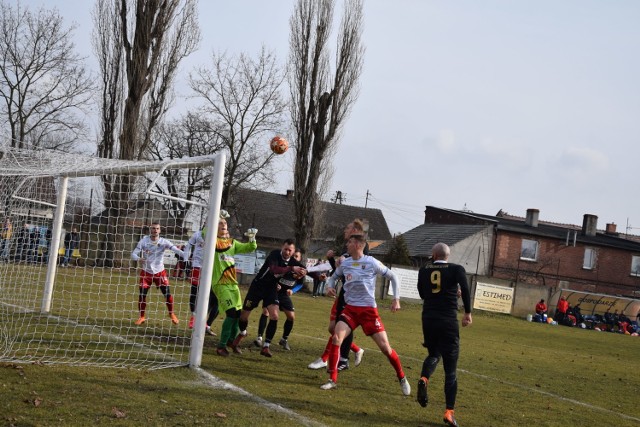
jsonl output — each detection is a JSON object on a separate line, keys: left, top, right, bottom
{"left": 277, "top": 292, "right": 295, "bottom": 312}
{"left": 242, "top": 282, "right": 278, "bottom": 311}
{"left": 421, "top": 316, "right": 460, "bottom": 359}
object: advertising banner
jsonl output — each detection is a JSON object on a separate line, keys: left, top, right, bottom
{"left": 387, "top": 267, "right": 421, "bottom": 300}
{"left": 474, "top": 282, "right": 513, "bottom": 314}
{"left": 560, "top": 290, "right": 640, "bottom": 318}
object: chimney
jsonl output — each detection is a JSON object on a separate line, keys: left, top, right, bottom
{"left": 582, "top": 214, "right": 598, "bottom": 237}
{"left": 286, "top": 189, "right": 294, "bottom": 201}
{"left": 525, "top": 209, "right": 539, "bottom": 227}
{"left": 605, "top": 223, "right": 617, "bottom": 235}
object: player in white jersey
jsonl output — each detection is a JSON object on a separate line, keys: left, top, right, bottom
{"left": 183, "top": 226, "right": 218, "bottom": 335}
{"left": 320, "top": 234, "right": 411, "bottom": 397}
{"left": 131, "top": 222, "right": 184, "bottom": 325}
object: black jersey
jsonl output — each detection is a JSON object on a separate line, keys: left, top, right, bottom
{"left": 252, "top": 249, "right": 305, "bottom": 289}
{"left": 417, "top": 262, "right": 472, "bottom": 319}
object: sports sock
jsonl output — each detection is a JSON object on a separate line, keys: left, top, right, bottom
{"left": 386, "top": 348, "right": 404, "bottom": 379}
{"left": 282, "top": 319, "right": 294, "bottom": 340}
{"left": 138, "top": 296, "right": 147, "bottom": 317}
{"left": 189, "top": 285, "right": 197, "bottom": 312}
{"left": 265, "top": 319, "right": 278, "bottom": 344}
{"left": 340, "top": 331, "right": 353, "bottom": 359}
{"left": 327, "top": 342, "right": 340, "bottom": 382}
{"left": 165, "top": 294, "right": 174, "bottom": 314}
{"left": 218, "top": 317, "right": 234, "bottom": 349}
{"left": 257, "top": 313, "right": 268, "bottom": 336}
{"left": 321, "top": 336, "right": 332, "bottom": 362}
{"left": 350, "top": 342, "right": 361, "bottom": 353}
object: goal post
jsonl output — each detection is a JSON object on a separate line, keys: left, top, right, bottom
{"left": 0, "top": 143, "right": 224, "bottom": 369}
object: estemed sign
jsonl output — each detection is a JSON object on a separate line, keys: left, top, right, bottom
{"left": 474, "top": 282, "right": 513, "bottom": 314}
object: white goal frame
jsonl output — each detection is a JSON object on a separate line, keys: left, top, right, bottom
{"left": 0, "top": 144, "right": 224, "bottom": 369}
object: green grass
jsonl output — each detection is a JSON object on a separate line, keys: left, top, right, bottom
{"left": 2, "top": 285, "right": 639, "bottom": 426}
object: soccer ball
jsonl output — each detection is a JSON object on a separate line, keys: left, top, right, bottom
{"left": 270, "top": 136, "right": 289, "bottom": 155}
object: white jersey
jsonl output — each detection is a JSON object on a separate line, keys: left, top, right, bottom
{"left": 131, "top": 236, "right": 183, "bottom": 274}
{"left": 328, "top": 254, "right": 399, "bottom": 307}
{"left": 184, "top": 230, "right": 205, "bottom": 268}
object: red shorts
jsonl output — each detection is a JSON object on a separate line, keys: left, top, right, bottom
{"left": 139, "top": 270, "right": 169, "bottom": 288}
{"left": 190, "top": 267, "right": 201, "bottom": 286}
{"left": 339, "top": 304, "right": 385, "bottom": 336}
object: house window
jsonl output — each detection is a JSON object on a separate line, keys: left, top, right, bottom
{"left": 583, "top": 248, "right": 596, "bottom": 270}
{"left": 520, "top": 239, "right": 538, "bottom": 261}
{"left": 631, "top": 256, "right": 640, "bottom": 277}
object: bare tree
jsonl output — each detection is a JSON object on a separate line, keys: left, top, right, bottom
{"left": 91, "top": 0, "right": 199, "bottom": 266}
{"left": 147, "top": 112, "right": 226, "bottom": 223}
{"left": 92, "top": 0, "right": 123, "bottom": 161}
{"left": 0, "top": 1, "right": 93, "bottom": 149}
{"left": 189, "top": 47, "right": 287, "bottom": 207}
{"left": 288, "top": 0, "right": 364, "bottom": 252}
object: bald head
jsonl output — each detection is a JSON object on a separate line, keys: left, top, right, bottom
{"left": 432, "top": 242, "right": 450, "bottom": 261}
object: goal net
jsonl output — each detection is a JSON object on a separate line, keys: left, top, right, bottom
{"left": 0, "top": 143, "right": 224, "bottom": 369}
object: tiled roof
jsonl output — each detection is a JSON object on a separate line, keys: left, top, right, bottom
{"left": 226, "top": 188, "right": 391, "bottom": 243}
{"left": 370, "top": 224, "right": 488, "bottom": 257}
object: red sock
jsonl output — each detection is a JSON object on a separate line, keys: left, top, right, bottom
{"left": 387, "top": 349, "right": 404, "bottom": 379}
{"left": 138, "top": 296, "right": 146, "bottom": 317}
{"left": 350, "top": 342, "right": 361, "bottom": 353}
{"left": 327, "top": 342, "right": 340, "bottom": 382}
{"left": 321, "top": 336, "right": 332, "bottom": 362}
{"left": 166, "top": 295, "right": 174, "bottom": 314}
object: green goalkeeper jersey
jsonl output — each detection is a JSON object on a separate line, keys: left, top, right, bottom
{"left": 213, "top": 237, "right": 257, "bottom": 286}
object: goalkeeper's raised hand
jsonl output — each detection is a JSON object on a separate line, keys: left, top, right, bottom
{"left": 244, "top": 228, "right": 258, "bottom": 242}
{"left": 219, "top": 209, "right": 230, "bottom": 219}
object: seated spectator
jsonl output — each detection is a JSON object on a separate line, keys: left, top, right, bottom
{"left": 572, "top": 303, "right": 583, "bottom": 324}
{"left": 534, "top": 299, "right": 547, "bottom": 322}
{"left": 535, "top": 299, "right": 547, "bottom": 316}
{"left": 564, "top": 304, "right": 577, "bottom": 326}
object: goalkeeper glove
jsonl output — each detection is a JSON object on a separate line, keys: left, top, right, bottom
{"left": 219, "top": 209, "right": 230, "bottom": 219}
{"left": 244, "top": 228, "right": 258, "bottom": 242}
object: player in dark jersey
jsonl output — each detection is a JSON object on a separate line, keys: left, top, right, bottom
{"left": 416, "top": 242, "right": 472, "bottom": 427}
{"left": 253, "top": 249, "right": 320, "bottom": 351}
{"left": 232, "top": 239, "right": 307, "bottom": 357}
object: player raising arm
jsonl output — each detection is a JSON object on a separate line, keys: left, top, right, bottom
{"left": 320, "top": 234, "right": 411, "bottom": 397}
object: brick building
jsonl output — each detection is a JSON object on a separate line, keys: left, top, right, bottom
{"left": 382, "top": 206, "right": 640, "bottom": 299}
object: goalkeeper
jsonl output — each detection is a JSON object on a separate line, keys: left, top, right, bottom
{"left": 211, "top": 212, "right": 258, "bottom": 357}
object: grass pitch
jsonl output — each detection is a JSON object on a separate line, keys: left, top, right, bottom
{"left": 1, "top": 287, "right": 639, "bottom": 427}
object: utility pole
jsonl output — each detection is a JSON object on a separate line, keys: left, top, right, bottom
{"left": 365, "top": 189, "right": 370, "bottom": 208}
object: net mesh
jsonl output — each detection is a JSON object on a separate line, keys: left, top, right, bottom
{"left": 0, "top": 142, "right": 217, "bottom": 369}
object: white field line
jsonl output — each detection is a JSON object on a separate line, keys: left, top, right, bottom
{"left": 193, "top": 367, "right": 327, "bottom": 427}
{"left": 1, "top": 300, "right": 325, "bottom": 426}
{"left": 298, "top": 333, "right": 640, "bottom": 424}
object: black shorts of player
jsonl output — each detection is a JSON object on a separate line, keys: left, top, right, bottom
{"left": 242, "top": 282, "right": 278, "bottom": 311}
{"left": 421, "top": 316, "right": 460, "bottom": 360}
{"left": 276, "top": 291, "right": 295, "bottom": 312}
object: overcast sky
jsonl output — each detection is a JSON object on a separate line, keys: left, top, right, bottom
{"left": 22, "top": 0, "right": 640, "bottom": 235}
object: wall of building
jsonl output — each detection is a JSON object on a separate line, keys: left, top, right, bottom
{"left": 491, "top": 230, "right": 640, "bottom": 298}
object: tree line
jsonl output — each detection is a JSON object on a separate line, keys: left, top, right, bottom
{"left": 0, "top": 0, "right": 365, "bottom": 255}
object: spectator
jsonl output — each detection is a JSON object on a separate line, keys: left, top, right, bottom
{"left": 535, "top": 299, "right": 547, "bottom": 322}
{"left": 555, "top": 296, "right": 569, "bottom": 324}
{"left": 1, "top": 217, "right": 12, "bottom": 261}
{"left": 15, "top": 223, "right": 31, "bottom": 262}
{"left": 62, "top": 227, "right": 80, "bottom": 267}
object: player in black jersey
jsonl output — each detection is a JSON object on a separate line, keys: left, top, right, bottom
{"left": 232, "top": 239, "right": 307, "bottom": 357}
{"left": 416, "top": 243, "right": 472, "bottom": 427}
